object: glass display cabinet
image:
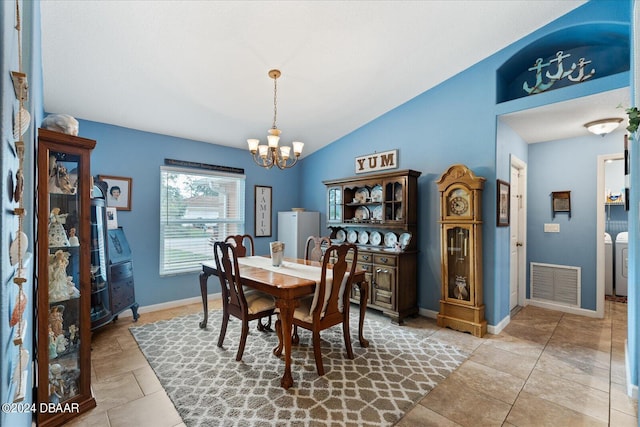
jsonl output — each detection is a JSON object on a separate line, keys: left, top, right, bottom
{"left": 36, "top": 129, "right": 96, "bottom": 426}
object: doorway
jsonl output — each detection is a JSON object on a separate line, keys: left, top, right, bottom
{"left": 510, "top": 155, "right": 527, "bottom": 313}
{"left": 596, "top": 153, "right": 625, "bottom": 318}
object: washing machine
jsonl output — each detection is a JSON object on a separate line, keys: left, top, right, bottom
{"left": 605, "top": 233, "right": 613, "bottom": 295}
{"left": 615, "top": 232, "right": 628, "bottom": 296}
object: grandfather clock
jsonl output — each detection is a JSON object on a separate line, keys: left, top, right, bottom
{"left": 436, "top": 164, "right": 486, "bottom": 337}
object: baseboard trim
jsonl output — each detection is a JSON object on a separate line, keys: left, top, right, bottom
{"left": 625, "top": 339, "right": 639, "bottom": 399}
{"left": 419, "top": 307, "right": 438, "bottom": 320}
{"left": 117, "top": 293, "right": 222, "bottom": 318}
{"left": 525, "top": 298, "right": 601, "bottom": 318}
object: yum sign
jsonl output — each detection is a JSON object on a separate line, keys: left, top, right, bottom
{"left": 355, "top": 149, "right": 398, "bottom": 174}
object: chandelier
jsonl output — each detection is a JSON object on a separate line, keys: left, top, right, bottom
{"left": 247, "top": 69, "right": 304, "bottom": 169}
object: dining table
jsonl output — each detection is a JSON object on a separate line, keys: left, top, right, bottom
{"left": 199, "top": 255, "right": 369, "bottom": 389}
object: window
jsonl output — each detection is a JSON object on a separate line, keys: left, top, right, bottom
{"left": 160, "top": 166, "right": 245, "bottom": 275}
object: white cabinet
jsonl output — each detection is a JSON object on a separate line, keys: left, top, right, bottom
{"left": 277, "top": 211, "right": 320, "bottom": 258}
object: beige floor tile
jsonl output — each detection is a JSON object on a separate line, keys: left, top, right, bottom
{"left": 542, "top": 340, "right": 611, "bottom": 372}
{"left": 93, "top": 346, "right": 149, "bottom": 381}
{"left": 428, "top": 327, "right": 484, "bottom": 354}
{"left": 506, "top": 391, "right": 607, "bottom": 427}
{"left": 420, "top": 374, "right": 512, "bottom": 426}
{"left": 91, "top": 371, "right": 144, "bottom": 413}
{"left": 107, "top": 390, "right": 182, "bottom": 427}
{"left": 534, "top": 350, "right": 610, "bottom": 392}
{"left": 499, "top": 321, "right": 555, "bottom": 345}
{"left": 610, "top": 382, "right": 639, "bottom": 417}
{"left": 133, "top": 365, "right": 164, "bottom": 395}
{"left": 523, "top": 369, "right": 610, "bottom": 422}
{"left": 395, "top": 403, "right": 462, "bottom": 426}
{"left": 469, "top": 341, "right": 538, "bottom": 379}
{"left": 609, "top": 408, "right": 639, "bottom": 427}
{"left": 64, "top": 409, "right": 111, "bottom": 427}
{"left": 447, "top": 360, "right": 525, "bottom": 405}
{"left": 483, "top": 333, "right": 545, "bottom": 359}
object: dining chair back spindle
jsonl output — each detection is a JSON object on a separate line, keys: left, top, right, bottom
{"left": 213, "top": 241, "right": 275, "bottom": 361}
{"left": 304, "top": 235, "right": 331, "bottom": 263}
{"left": 277, "top": 243, "right": 358, "bottom": 376}
{"left": 224, "top": 234, "right": 255, "bottom": 257}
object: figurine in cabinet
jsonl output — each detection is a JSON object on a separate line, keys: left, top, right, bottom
{"left": 48, "top": 208, "right": 70, "bottom": 247}
{"left": 48, "top": 250, "right": 79, "bottom": 302}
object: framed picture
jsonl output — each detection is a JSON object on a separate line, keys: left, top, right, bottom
{"left": 254, "top": 185, "right": 272, "bottom": 237}
{"left": 99, "top": 175, "right": 132, "bottom": 211}
{"left": 551, "top": 191, "right": 571, "bottom": 218}
{"left": 106, "top": 207, "right": 118, "bottom": 229}
{"left": 497, "top": 179, "right": 510, "bottom": 227}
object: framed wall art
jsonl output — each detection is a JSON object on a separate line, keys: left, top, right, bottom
{"left": 254, "top": 185, "right": 272, "bottom": 237}
{"left": 551, "top": 191, "right": 571, "bottom": 218}
{"left": 497, "top": 179, "right": 510, "bottom": 227}
{"left": 99, "top": 175, "right": 132, "bottom": 211}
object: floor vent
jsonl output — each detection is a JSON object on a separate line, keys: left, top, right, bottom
{"left": 530, "top": 262, "right": 581, "bottom": 307}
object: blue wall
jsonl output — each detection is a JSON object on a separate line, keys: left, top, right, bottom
{"left": 300, "top": 0, "right": 632, "bottom": 327}
{"left": 78, "top": 120, "right": 304, "bottom": 306}
{"left": 527, "top": 130, "right": 627, "bottom": 310}
{"left": 1, "top": 1, "right": 42, "bottom": 425}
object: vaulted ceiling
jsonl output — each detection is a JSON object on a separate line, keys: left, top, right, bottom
{"left": 41, "top": 1, "right": 590, "bottom": 156}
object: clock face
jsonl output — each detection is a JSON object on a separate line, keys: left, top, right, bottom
{"left": 448, "top": 188, "right": 470, "bottom": 216}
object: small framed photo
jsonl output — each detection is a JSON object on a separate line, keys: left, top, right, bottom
{"left": 254, "top": 185, "right": 272, "bottom": 237}
{"left": 497, "top": 179, "right": 510, "bottom": 227}
{"left": 551, "top": 191, "right": 571, "bottom": 218}
{"left": 106, "top": 207, "right": 118, "bottom": 229}
{"left": 99, "top": 175, "right": 132, "bottom": 211}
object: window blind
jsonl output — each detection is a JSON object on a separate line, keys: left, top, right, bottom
{"left": 159, "top": 165, "right": 245, "bottom": 275}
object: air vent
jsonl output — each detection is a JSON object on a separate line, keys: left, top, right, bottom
{"left": 530, "top": 262, "right": 580, "bottom": 307}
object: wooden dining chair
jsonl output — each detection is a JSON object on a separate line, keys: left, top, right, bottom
{"left": 276, "top": 243, "right": 358, "bottom": 376}
{"left": 304, "top": 235, "right": 331, "bottom": 262}
{"left": 224, "top": 234, "right": 255, "bottom": 257}
{"left": 223, "top": 234, "right": 273, "bottom": 330}
{"left": 213, "top": 241, "right": 276, "bottom": 361}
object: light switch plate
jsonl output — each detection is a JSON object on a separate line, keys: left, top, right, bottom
{"left": 544, "top": 223, "right": 560, "bottom": 233}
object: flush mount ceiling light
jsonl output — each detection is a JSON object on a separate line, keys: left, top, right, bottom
{"left": 584, "top": 118, "right": 623, "bottom": 136}
{"left": 247, "top": 69, "right": 303, "bottom": 170}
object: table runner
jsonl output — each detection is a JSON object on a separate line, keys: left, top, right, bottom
{"left": 237, "top": 256, "right": 346, "bottom": 314}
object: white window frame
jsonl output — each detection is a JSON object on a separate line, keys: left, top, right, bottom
{"left": 159, "top": 165, "right": 245, "bottom": 275}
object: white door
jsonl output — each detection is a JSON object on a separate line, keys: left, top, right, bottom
{"left": 509, "top": 166, "right": 521, "bottom": 310}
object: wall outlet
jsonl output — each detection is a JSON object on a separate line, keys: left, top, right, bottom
{"left": 544, "top": 223, "right": 560, "bottom": 232}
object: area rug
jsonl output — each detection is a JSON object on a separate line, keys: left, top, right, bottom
{"left": 130, "top": 310, "right": 468, "bottom": 427}
{"left": 605, "top": 295, "right": 627, "bottom": 303}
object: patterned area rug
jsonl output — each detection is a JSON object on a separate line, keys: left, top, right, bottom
{"left": 130, "top": 310, "right": 468, "bottom": 427}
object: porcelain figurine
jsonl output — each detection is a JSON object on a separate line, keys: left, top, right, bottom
{"left": 48, "top": 208, "right": 70, "bottom": 247}
{"left": 68, "top": 228, "right": 79, "bottom": 246}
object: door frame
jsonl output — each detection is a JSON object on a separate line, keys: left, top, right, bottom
{"left": 510, "top": 154, "right": 527, "bottom": 309}
{"left": 596, "top": 153, "right": 623, "bottom": 319}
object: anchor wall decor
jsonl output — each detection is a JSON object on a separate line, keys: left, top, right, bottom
{"left": 523, "top": 50, "right": 595, "bottom": 95}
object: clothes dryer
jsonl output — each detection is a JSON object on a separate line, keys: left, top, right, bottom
{"left": 605, "top": 233, "right": 613, "bottom": 296}
{"left": 615, "top": 232, "right": 628, "bottom": 296}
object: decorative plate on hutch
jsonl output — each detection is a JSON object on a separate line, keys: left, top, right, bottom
{"left": 335, "top": 229, "right": 346, "bottom": 243}
{"left": 358, "top": 231, "right": 369, "bottom": 245}
{"left": 384, "top": 232, "right": 398, "bottom": 248}
{"left": 354, "top": 187, "right": 369, "bottom": 203}
{"left": 371, "top": 205, "right": 383, "bottom": 221}
{"left": 371, "top": 185, "right": 383, "bottom": 202}
{"left": 399, "top": 232, "right": 412, "bottom": 248}
{"left": 370, "top": 231, "right": 382, "bottom": 246}
{"left": 354, "top": 206, "right": 370, "bottom": 220}
{"left": 347, "top": 230, "right": 358, "bottom": 243}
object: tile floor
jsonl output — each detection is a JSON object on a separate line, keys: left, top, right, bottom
{"left": 65, "top": 300, "right": 637, "bottom": 426}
